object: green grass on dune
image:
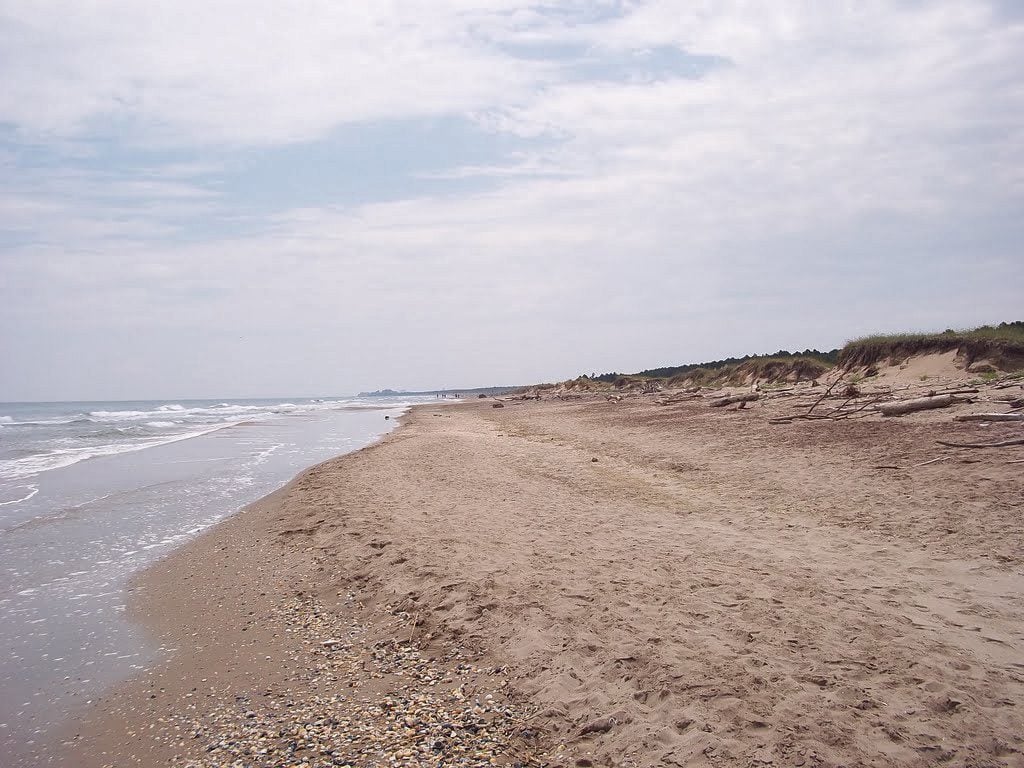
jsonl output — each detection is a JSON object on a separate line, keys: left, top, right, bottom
{"left": 837, "top": 322, "right": 1024, "bottom": 370}
{"left": 573, "top": 322, "right": 1024, "bottom": 390}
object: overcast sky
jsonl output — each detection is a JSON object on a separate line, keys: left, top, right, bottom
{"left": 1, "top": 1, "right": 1022, "bottom": 400}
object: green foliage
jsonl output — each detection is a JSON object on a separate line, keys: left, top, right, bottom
{"left": 588, "top": 348, "right": 838, "bottom": 382}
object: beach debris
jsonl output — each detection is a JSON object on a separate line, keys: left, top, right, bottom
{"left": 579, "top": 718, "right": 614, "bottom": 736}
{"left": 873, "top": 455, "right": 955, "bottom": 471}
{"left": 936, "top": 437, "right": 1024, "bottom": 449}
{"left": 913, "top": 456, "right": 952, "bottom": 467}
{"left": 578, "top": 712, "right": 628, "bottom": 737}
{"left": 952, "top": 413, "right": 1024, "bottom": 422}
{"left": 709, "top": 393, "right": 759, "bottom": 408}
{"left": 655, "top": 392, "right": 704, "bottom": 406}
{"left": 875, "top": 394, "right": 968, "bottom": 417}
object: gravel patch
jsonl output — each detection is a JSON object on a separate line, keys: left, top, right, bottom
{"left": 167, "top": 594, "right": 553, "bottom": 767}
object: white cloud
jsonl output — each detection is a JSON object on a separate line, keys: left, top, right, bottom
{"left": 0, "top": 0, "right": 548, "bottom": 144}
{"left": 1, "top": 1, "right": 1022, "bottom": 398}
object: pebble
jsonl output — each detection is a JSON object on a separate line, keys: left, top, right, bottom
{"left": 165, "top": 595, "right": 550, "bottom": 767}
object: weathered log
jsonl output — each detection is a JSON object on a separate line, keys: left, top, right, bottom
{"left": 875, "top": 394, "right": 965, "bottom": 417}
{"left": 936, "top": 437, "right": 1024, "bottom": 448}
{"left": 656, "top": 393, "right": 704, "bottom": 405}
{"left": 952, "top": 413, "right": 1024, "bottom": 423}
{"left": 709, "top": 393, "right": 760, "bottom": 408}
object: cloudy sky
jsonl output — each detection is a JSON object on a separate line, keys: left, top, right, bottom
{"left": 1, "top": 1, "right": 1022, "bottom": 400}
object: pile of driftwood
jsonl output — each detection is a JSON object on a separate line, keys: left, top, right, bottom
{"left": 645, "top": 371, "right": 1023, "bottom": 462}
{"left": 766, "top": 379, "right": 1023, "bottom": 425}
{"left": 767, "top": 378, "right": 897, "bottom": 424}
{"left": 651, "top": 372, "right": 1024, "bottom": 436}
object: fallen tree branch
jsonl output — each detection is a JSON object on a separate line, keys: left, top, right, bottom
{"left": 655, "top": 393, "right": 704, "bottom": 405}
{"left": 936, "top": 437, "right": 1024, "bottom": 449}
{"left": 833, "top": 395, "right": 890, "bottom": 419}
{"left": 805, "top": 377, "right": 845, "bottom": 416}
{"left": 875, "top": 394, "right": 967, "bottom": 417}
{"left": 709, "top": 392, "right": 759, "bottom": 408}
{"left": 770, "top": 394, "right": 889, "bottom": 424}
{"left": 952, "top": 413, "right": 1024, "bottom": 423}
{"left": 912, "top": 456, "right": 951, "bottom": 468}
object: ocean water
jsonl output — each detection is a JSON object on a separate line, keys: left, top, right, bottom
{"left": 0, "top": 396, "right": 433, "bottom": 764}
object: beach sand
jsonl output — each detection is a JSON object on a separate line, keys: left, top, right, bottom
{"left": 68, "top": 392, "right": 1024, "bottom": 767}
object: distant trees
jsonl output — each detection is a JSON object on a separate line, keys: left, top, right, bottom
{"left": 583, "top": 348, "right": 839, "bottom": 382}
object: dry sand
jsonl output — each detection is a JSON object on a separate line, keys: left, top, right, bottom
{"left": 68, "top": 387, "right": 1024, "bottom": 767}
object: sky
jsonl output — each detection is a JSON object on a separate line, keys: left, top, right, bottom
{"left": 1, "top": 1, "right": 1022, "bottom": 400}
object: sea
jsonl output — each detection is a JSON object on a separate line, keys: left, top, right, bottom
{"left": 0, "top": 395, "right": 435, "bottom": 764}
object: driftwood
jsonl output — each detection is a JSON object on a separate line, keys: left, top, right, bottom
{"left": 805, "top": 377, "right": 844, "bottom": 415}
{"left": 709, "top": 393, "right": 759, "bottom": 408}
{"left": 936, "top": 437, "right": 1024, "bottom": 449}
{"left": 912, "top": 456, "right": 951, "bottom": 467}
{"left": 952, "top": 413, "right": 1024, "bottom": 423}
{"left": 770, "top": 392, "right": 889, "bottom": 424}
{"left": 875, "top": 394, "right": 965, "bottom": 417}
{"left": 656, "top": 393, "right": 704, "bottom": 406}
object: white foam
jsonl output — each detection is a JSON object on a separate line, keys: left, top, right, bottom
{"left": 0, "top": 485, "right": 39, "bottom": 507}
{"left": 0, "top": 423, "right": 237, "bottom": 481}
{"left": 2, "top": 417, "right": 80, "bottom": 426}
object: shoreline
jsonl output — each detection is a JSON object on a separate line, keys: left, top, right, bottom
{"left": 66, "top": 394, "right": 1024, "bottom": 766}
{"left": 1, "top": 401, "right": 413, "bottom": 768}
{"left": 64, "top": 405, "right": 546, "bottom": 768}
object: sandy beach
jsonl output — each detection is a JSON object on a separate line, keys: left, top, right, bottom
{"left": 67, "top": 388, "right": 1024, "bottom": 767}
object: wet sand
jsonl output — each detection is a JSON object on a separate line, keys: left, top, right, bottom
{"left": 70, "top": 394, "right": 1024, "bottom": 766}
